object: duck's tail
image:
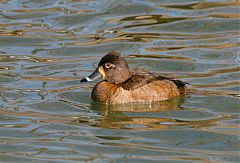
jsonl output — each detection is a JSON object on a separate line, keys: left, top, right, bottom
{"left": 156, "top": 75, "right": 190, "bottom": 95}
{"left": 170, "top": 79, "right": 190, "bottom": 95}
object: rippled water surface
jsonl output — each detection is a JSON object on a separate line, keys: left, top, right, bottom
{"left": 0, "top": 0, "right": 240, "bottom": 162}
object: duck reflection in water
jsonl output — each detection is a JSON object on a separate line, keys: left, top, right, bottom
{"left": 91, "top": 97, "right": 186, "bottom": 130}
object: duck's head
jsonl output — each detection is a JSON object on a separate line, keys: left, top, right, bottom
{"left": 81, "top": 51, "right": 131, "bottom": 84}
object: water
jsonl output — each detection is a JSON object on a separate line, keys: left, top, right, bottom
{"left": 0, "top": 0, "right": 239, "bottom": 162}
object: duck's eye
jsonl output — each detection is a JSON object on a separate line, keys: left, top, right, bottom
{"left": 105, "top": 62, "right": 114, "bottom": 69}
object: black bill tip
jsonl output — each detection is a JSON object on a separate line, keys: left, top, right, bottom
{"left": 80, "top": 78, "right": 88, "bottom": 83}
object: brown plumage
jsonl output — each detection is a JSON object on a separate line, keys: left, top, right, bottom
{"left": 81, "top": 51, "right": 189, "bottom": 104}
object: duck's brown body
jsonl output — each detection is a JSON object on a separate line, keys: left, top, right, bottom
{"left": 81, "top": 51, "right": 188, "bottom": 104}
{"left": 91, "top": 81, "right": 182, "bottom": 104}
{"left": 91, "top": 72, "right": 186, "bottom": 104}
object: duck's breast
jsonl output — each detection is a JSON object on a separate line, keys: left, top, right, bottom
{"left": 91, "top": 81, "right": 119, "bottom": 103}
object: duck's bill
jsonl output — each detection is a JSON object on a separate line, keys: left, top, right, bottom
{"left": 80, "top": 68, "right": 101, "bottom": 83}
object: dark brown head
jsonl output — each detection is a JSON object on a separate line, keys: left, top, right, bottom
{"left": 81, "top": 51, "right": 131, "bottom": 84}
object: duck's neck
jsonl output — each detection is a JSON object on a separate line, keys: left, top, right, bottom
{"left": 115, "top": 69, "right": 131, "bottom": 84}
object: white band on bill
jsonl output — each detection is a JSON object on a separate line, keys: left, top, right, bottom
{"left": 85, "top": 76, "right": 93, "bottom": 81}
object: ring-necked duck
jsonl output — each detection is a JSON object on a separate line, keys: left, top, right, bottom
{"left": 81, "top": 51, "right": 189, "bottom": 104}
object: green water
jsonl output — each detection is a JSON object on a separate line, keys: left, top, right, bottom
{"left": 0, "top": 0, "right": 239, "bottom": 162}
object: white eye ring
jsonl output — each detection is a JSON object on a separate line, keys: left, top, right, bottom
{"left": 105, "top": 62, "right": 112, "bottom": 69}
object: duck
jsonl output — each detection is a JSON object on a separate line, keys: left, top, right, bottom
{"left": 80, "top": 51, "right": 189, "bottom": 104}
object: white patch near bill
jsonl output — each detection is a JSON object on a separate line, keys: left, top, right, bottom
{"left": 85, "top": 76, "right": 93, "bottom": 81}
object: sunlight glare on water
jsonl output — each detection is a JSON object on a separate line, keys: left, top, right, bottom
{"left": 0, "top": 0, "right": 239, "bottom": 162}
